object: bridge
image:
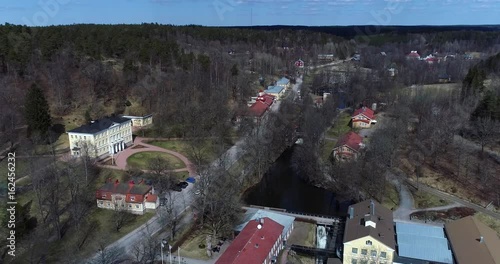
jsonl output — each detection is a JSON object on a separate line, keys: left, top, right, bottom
{"left": 244, "top": 205, "right": 344, "bottom": 225}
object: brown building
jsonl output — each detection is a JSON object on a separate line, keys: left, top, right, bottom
{"left": 445, "top": 216, "right": 500, "bottom": 264}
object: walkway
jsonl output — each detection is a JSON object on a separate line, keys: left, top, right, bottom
{"left": 243, "top": 206, "right": 342, "bottom": 225}
{"left": 97, "top": 137, "right": 196, "bottom": 175}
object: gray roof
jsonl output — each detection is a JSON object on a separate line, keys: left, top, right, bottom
{"left": 395, "top": 222, "right": 454, "bottom": 264}
{"left": 68, "top": 116, "right": 131, "bottom": 134}
{"left": 235, "top": 209, "right": 295, "bottom": 238}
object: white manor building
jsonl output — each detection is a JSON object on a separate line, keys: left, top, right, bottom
{"left": 67, "top": 116, "right": 133, "bottom": 158}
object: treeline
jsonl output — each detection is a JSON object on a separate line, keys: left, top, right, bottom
{"left": 462, "top": 52, "right": 500, "bottom": 120}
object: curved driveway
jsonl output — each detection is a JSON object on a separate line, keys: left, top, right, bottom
{"left": 99, "top": 137, "right": 196, "bottom": 175}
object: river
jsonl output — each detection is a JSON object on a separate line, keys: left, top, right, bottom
{"left": 243, "top": 147, "right": 351, "bottom": 216}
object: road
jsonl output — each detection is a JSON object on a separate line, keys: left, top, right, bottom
{"left": 407, "top": 179, "right": 500, "bottom": 220}
{"left": 87, "top": 75, "right": 307, "bottom": 263}
{"left": 454, "top": 135, "right": 500, "bottom": 163}
{"left": 307, "top": 59, "right": 351, "bottom": 70}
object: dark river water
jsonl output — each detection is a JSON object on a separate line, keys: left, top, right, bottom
{"left": 243, "top": 147, "right": 351, "bottom": 216}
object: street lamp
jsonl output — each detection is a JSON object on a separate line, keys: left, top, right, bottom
{"left": 161, "top": 239, "right": 167, "bottom": 264}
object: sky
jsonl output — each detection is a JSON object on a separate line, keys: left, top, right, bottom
{"left": 1, "top": 0, "right": 500, "bottom": 27}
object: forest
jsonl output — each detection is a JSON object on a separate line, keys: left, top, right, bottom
{"left": 1, "top": 23, "right": 500, "bottom": 263}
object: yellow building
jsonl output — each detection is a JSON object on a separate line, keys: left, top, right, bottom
{"left": 67, "top": 116, "right": 133, "bottom": 159}
{"left": 343, "top": 200, "right": 396, "bottom": 264}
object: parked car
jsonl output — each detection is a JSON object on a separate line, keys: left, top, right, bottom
{"left": 170, "top": 185, "right": 182, "bottom": 192}
{"left": 186, "top": 177, "right": 196, "bottom": 183}
{"left": 177, "top": 182, "right": 189, "bottom": 189}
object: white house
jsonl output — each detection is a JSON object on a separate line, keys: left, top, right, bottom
{"left": 67, "top": 116, "right": 133, "bottom": 159}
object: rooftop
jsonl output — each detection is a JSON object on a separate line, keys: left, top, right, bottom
{"left": 235, "top": 208, "right": 295, "bottom": 238}
{"left": 68, "top": 116, "right": 131, "bottom": 134}
{"left": 344, "top": 199, "right": 396, "bottom": 250}
{"left": 276, "top": 77, "right": 290, "bottom": 86}
{"left": 248, "top": 101, "right": 269, "bottom": 118}
{"left": 335, "top": 131, "right": 363, "bottom": 152}
{"left": 216, "top": 217, "right": 284, "bottom": 264}
{"left": 352, "top": 107, "right": 375, "bottom": 120}
{"left": 445, "top": 216, "right": 500, "bottom": 264}
{"left": 395, "top": 222, "right": 453, "bottom": 264}
{"left": 265, "top": 85, "right": 284, "bottom": 94}
{"left": 96, "top": 181, "right": 152, "bottom": 196}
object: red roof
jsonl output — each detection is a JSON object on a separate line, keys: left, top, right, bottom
{"left": 335, "top": 131, "right": 363, "bottom": 152}
{"left": 257, "top": 94, "right": 275, "bottom": 107}
{"left": 96, "top": 182, "right": 152, "bottom": 203}
{"left": 145, "top": 194, "right": 157, "bottom": 203}
{"left": 216, "top": 217, "right": 284, "bottom": 264}
{"left": 407, "top": 51, "right": 420, "bottom": 58}
{"left": 248, "top": 101, "right": 270, "bottom": 118}
{"left": 352, "top": 107, "right": 375, "bottom": 120}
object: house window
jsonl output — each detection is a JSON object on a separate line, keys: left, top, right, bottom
{"left": 128, "top": 205, "right": 132, "bottom": 208}
{"left": 136, "top": 205, "right": 139, "bottom": 208}
{"left": 366, "top": 240, "right": 372, "bottom": 246}
{"left": 371, "top": 250, "right": 377, "bottom": 257}
{"left": 352, "top": 248, "right": 358, "bottom": 254}
{"left": 380, "top": 252, "right": 387, "bottom": 258}
{"left": 102, "top": 194, "right": 106, "bottom": 199}
{"left": 361, "top": 249, "right": 367, "bottom": 255}
{"left": 99, "top": 201, "right": 103, "bottom": 205}
{"left": 351, "top": 259, "right": 357, "bottom": 264}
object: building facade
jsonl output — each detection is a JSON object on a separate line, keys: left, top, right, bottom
{"left": 343, "top": 200, "right": 396, "bottom": 264}
{"left": 265, "top": 85, "right": 286, "bottom": 99}
{"left": 352, "top": 107, "right": 376, "bottom": 128}
{"left": 216, "top": 217, "right": 285, "bottom": 264}
{"left": 67, "top": 116, "right": 133, "bottom": 159}
{"left": 121, "top": 114, "right": 153, "bottom": 127}
{"left": 332, "top": 132, "right": 364, "bottom": 161}
{"left": 95, "top": 180, "right": 158, "bottom": 215}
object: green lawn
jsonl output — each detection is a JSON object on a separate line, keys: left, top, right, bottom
{"left": 287, "top": 221, "right": 316, "bottom": 247}
{"left": 381, "top": 183, "right": 400, "bottom": 210}
{"left": 174, "top": 171, "right": 189, "bottom": 181}
{"left": 127, "top": 152, "right": 186, "bottom": 170}
{"left": 411, "top": 189, "right": 450, "bottom": 209}
{"left": 176, "top": 228, "right": 211, "bottom": 260}
{"left": 148, "top": 140, "right": 227, "bottom": 164}
{"left": 326, "top": 112, "right": 352, "bottom": 138}
{"left": 320, "top": 139, "right": 337, "bottom": 162}
{"left": 475, "top": 212, "right": 500, "bottom": 234}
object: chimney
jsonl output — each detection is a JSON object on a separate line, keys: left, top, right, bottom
{"left": 349, "top": 207, "right": 354, "bottom": 219}
{"left": 255, "top": 244, "right": 259, "bottom": 248}
{"left": 480, "top": 236, "right": 484, "bottom": 243}
{"left": 370, "top": 200, "right": 375, "bottom": 215}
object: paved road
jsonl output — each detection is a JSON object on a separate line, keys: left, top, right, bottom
{"left": 407, "top": 179, "right": 500, "bottom": 220}
{"left": 454, "top": 135, "right": 500, "bottom": 163}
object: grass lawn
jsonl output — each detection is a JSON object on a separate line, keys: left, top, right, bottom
{"left": 475, "top": 212, "right": 500, "bottom": 234}
{"left": 287, "top": 221, "right": 316, "bottom": 247}
{"left": 381, "top": 183, "right": 400, "bottom": 210}
{"left": 286, "top": 254, "right": 316, "bottom": 264}
{"left": 326, "top": 112, "right": 352, "bottom": 138}
{"left": 73, "top": 210, "right": 155, "bottom": 261}
{"left": 320, "top": 139, "right": 337, "bottom": 162}
{"left": 127, "top": 152, "right": 186, "bottom": 170}
{"left": 147, "top": 140, "right": 221, "bottom": 162}
{"left": 176, "top": 228, "right": 211, "bottom": 260}
{"left": 411, "top": 189, "right": 450, "bottom": 209}
{"left": 174, "top": 171, "right": 189, "bottom": 181}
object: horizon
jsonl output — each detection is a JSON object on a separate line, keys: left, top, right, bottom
{"left": 2, "top": 0, "right": 500, "bottom": 27}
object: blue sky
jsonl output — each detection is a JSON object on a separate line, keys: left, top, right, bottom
{"left": 1, "top": 0, "right": 500, "bottom": 26}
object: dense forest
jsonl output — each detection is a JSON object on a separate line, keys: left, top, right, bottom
{"left": 1, "top": 23, "right": 500, "bottom": 263}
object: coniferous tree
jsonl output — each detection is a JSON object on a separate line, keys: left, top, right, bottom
{"left": 24, "top": 83, "right": 52, "bottom": 139}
